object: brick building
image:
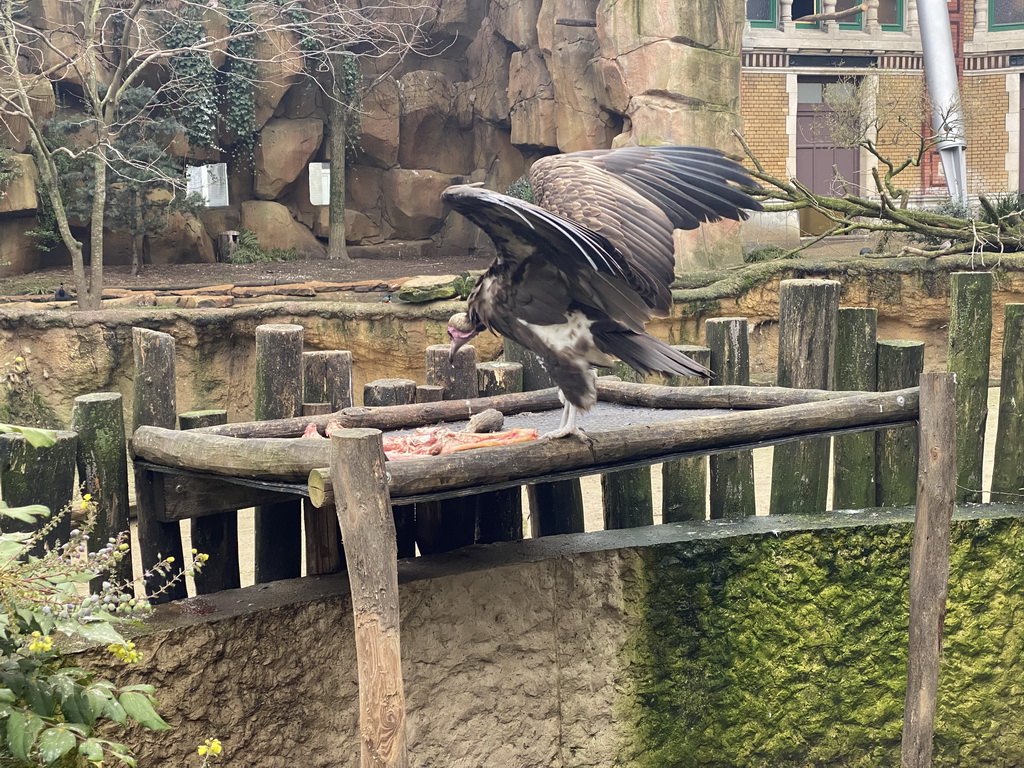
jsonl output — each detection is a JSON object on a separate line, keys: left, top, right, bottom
{"left": 740, "top": 0, "right": 1024, "bottom": 236}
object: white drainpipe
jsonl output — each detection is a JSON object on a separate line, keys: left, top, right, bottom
{"left": 917, "top": 0, "right": 969, "bottom": 204}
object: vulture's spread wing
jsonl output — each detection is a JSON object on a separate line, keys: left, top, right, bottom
{"left": 530, "top": 145, "right": 762, "bottom": 313}
{"left": 441, "top": 184, "right": 657, "bottom": 332}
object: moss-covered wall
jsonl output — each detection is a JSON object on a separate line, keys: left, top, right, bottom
{"left": 621, "top": 515, "right": 1024, "bottom": 767}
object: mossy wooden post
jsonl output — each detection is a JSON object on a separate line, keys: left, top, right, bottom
{"left": 426, "top": 344, "right": 478, "bottom": 400}
{"left": 179, "top": 410, "right": 241, "bottom": 593}
{"left": 947, "top": 271, "right": 992, "bottom": 503}
{"left": 661, "top": 345, "right": 713, "bottom": 522}
{"left": 0, "top": 431, "right": 76, "bottom": 551}
{"left": 992, "top": 304, "right": 1024, "bottom": 503}
{"left": 832, "top": 308, "right": 878, "bottom": 509}
{"left": 71, "top": 392, "right": 130, "bottom": 584}
{"left": 415, "top": 385, "right": 444, "bottom": 403}
{"left": 329, "top": 428, "right": 410, "bottom": 768}
{"left": 876, "top": 340, "right": 924, "bottom": 507}
{"left": 770, "top": 279, "right": 840, "bottom": 514}
{"left": 503, "top": 338, "right": 553, "bottom": 390}
{"left": 132, "top": 328, "right": 186, "bottom": 602}
{"left": 706, "top": 320, "right": 756, "bottom": 519}
{"left": 364, "top": 379, "right": 418, "bottom": 407}
{"left": 253, "top": 324, "right": 304, "bottom": 584}
{"left": 303, "top": 350, "right": 354, "bottom": 410}
{"left": 477, "top": 362, "right": 524, "bottom": 397}
{"left": 901, "top": 372, "right": 956, "bottom": 768}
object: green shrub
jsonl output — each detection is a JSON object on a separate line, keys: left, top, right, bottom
{"left": 743, "top": 244, "right": 796, "bottom": 263}
{"left": 227, "top": 230, "right": 298, "bottom": 264}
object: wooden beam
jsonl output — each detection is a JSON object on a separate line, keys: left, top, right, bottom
{"left": 330, "top": 428, "right": 410, "bottom": 768}
{"left": 901, "top": 372, "right": 956, "bottom": 768}
{"left": 137, "top": 387, "right": 919, "bottom": 497}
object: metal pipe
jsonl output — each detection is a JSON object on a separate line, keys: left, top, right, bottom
{"left": 917, "top": 0, "right": 968, "bottom": 204}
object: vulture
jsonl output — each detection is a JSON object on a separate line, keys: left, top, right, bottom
{"left": 443, "top": 145, "right": 763, "bottom": 438}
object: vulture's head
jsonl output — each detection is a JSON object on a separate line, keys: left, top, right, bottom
{"left": 447, "top": 312, "right": 484, "bottom": 364}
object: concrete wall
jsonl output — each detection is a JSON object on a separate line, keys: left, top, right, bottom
{"left": 111, "top": 505, "right": 1024, "bottom": 766}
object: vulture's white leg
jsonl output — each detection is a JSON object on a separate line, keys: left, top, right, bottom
{"left": 543, "top": 400, "right": 585, "bottom": 440}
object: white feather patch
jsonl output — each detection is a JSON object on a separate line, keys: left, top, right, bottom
{"left": 517, "top": 312, "right": 613, "bottom": 367}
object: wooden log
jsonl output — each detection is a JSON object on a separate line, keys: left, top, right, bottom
{"left": 992, "top": 304, "right": 1024, "bottom": 503}
{"left": 132, "top": 327, "right": 186, "bottom": 602}
{"left": 305, "top": 468, "right": 412, "bottom": 557}
{"left": 901, "top": 372, "right": 956, "bottom": 768}
{"left": 705, "top": 319, "right": 756, "bottom": 519}
{"left": 179, "top": 410, "right": 241, "bottom": 593}
{"left": 832, "top": 308, "right": 878, "bottom": 509}
{"left": 477, "top": 362, "right": 524, "bottom": 397}
{"left": 364, "top": 379, "right": 417, "bottom": 407}
{"left": 140, "top": 387, "right": 920, "bottom": 494}
{"left": 663, "top": 345, "right": 711, "bottom": 388}
{"left": 329, "top": 429, "right": 409, "bottom": 768}
{"left": 303, "top": 403, "right": 332, "bottom": 416}
{"left": 528, "top": 481, "right": 585, "bottom": 536}
{"left": 596, "top": 381, "right": 856, "bottom": 409}
{"left": 303, "top": 350, "right": 354, "bottom": 410}
{"left": 161, "top": 474, "right": 302, "bottom": 522}
{"left": 253, "top": 323, "right": 304, "bottom": 585}
{"left": 503, "top": 338, "right": 553, "bottom": 390}
{"left": 947, "top": 271, "right": 992, "bottom": 503}
{"left": 426, "top": 344, "right": 478, "bottom": 400}
{"left": 770, "top": 279, "right": 840, "bottom": 515}
{"left": 660, "top": 346, "right": 711, "bottom": 523}
{"left": 875, "top": 340, "right": 924, "bottom": 507}
{"left": 415, "top": 385, "right": 444, "bottom": 403}
{"left": 602, "top": 469, "right": 653, "bottom": 529}
{"left": 71, "top": 392, "right": 131, "bottom": 584}
{"left": 0, "top": 431, "right": 76, "bottom": 552}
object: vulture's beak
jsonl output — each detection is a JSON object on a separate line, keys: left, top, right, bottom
{"left": 448, "top": 335, "right": 468, "bottom": 365}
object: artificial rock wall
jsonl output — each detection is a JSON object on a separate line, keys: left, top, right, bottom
{"left": 0, "top": 0, "right": 745, "bottom": 275}
{"left": 108, "top": 507, "right": 1024, "bottom": 767}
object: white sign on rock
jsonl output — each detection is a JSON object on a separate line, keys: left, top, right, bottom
{"left": 186, "top": 163, "right": 229, "bottom": 207}
{"left": 309, "top": 162, "right": 331, "bottom": 206}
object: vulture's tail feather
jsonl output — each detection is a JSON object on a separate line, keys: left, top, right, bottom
{"left": 595, "top": 329, "right": 713, "bottom": 380}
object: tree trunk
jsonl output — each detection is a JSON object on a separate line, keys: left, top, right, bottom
{"left": 83, "top": 149, "right": 106, "bottom": 310}
{"left": 327, "top": 73, "right": 350, "bottom": 261}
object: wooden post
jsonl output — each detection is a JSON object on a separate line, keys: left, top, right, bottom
{"left": 661, "top": 345, "right": 713, "bottom": 522}
{"left": 71, "top": 392, "right": 131, "bottom": 584}
{"left": 132, "top": 327, "right": 187, "bottom": 602}
{"left": 415, "top": 385, "right": 444, "bottom": 403}
{"left": 426, "top": 344, "right": 478, "bottom": 400}
{"left": 901, "top": 372, "right": 956, "bottom": 768}
{"left": 253, "top": 323, "right": 304, "bottom": 584}
{"left": 706, "top": 319, "right": 756, "bottom": 519}
{"left": 329, "top": 428, "right": 409, "bottom": 768}
{"left": 602, "top": 469, "right": 654, "bottom": 529}
{"left": 876, "top": 340, "right": 924, "bottom": 507}
{"left": 303, "top": 350, "right": 354, "bottom": 410}
{"left": 947, "top": 271, "right": 992, "bottom": 503}
{"left": 503, "top": 338, "right": 553, "bottom": 390}
{"left": 179, "top": 410, "right": 241, "bottom": 593}
{"left": 833, "top": 308, "right": 878, "bottom": 509}
{"left": 770, "top": 279, "right": 840, "bottom": 514}
{"left": 0, "top": 431, "right": 76, "bottom": 551}
{"left": 992, "top": 304, "right": 1024, "bottom": 503}
{"left": 477, "top": 362, "right": 524, "bottom": 397}
{"left": 364, "top": 379, "right": 417, "bottom": 407}
{"left": 528, "top": 481, "right": 585, "bottom": 536}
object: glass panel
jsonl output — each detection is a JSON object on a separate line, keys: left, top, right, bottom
{"left": 836, "top": 0, "right": 864, "bottom": 24}
{"left": 798, "top": 81, "right": 824, "bottom": 104}
{"left": 792, "top": 0, "right": 817, "bottom": 20}
{"left": 747, "top": 0, "right": 774, "bottom": 21}
{"left": 993, "top": 0, "right": 1024, "bottom": 25}
{"left": 878, "top": 0, "right": 900, "bottom": 26}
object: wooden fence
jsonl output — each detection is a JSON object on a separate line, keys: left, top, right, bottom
{"left": 1, "top": 274, "right": 1022, "bottom": 601}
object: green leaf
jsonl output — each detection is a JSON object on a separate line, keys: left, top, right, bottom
{"left": 38, "top": 726, "right": 76, "bottom": 764}
{"left": 81, "top": 688, "right": 108, "bottom": 725}
{"left": 0, "top": 424, "right": 55, "bottom": 448}
{"left": 78, "top": 739, "right": 104, "bottom": 761}
{"left": 24, "top": 678, "right": 54, "bottom": 717}
{"left": 117, "top": 692, "right": 169, "bottom": 731}
{"left": 0, "top": 504, "right": 50, "bottom": 524}
{"left": 7, "top": 709, "right": 43, "bottom": 761}
{"left": 102, "top": 696, "right": 126, "bottom": 726}
{"left": 74, "top": 621, "right": 124, "bottom": 646}
{"left": 119, "top": 684, "right": 155, "bottom": 695}
{"left": 0, "top": 687, "right": 15, "bottom": 704}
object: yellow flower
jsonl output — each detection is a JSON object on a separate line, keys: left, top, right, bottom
{"left": 83, "top": 493, "right": 92, "bottom": 502}
{"left": 107, "top": 642, "right": 141, "bottom": 664}
{"left": 197, "top": 738, "right": 222, "bottom": 756}
{"left": 27, "top": 631, "right": 53, "bottom": 653}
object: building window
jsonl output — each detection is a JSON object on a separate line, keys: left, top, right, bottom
{"left": 990, "top": 0, "right": 1024, "bottom": 28}
{"left": 878, "top": 0, "right": 903, "bottom": 29}
{"left": 186, "top": 163, "right": 229, "bottom": 207}
{"left": 837, "top": 0, "right": 864, "bottom": 28}
{"left": 747, "top": 0, "right": 777, "bottom": 28}
{"left": 792, "top": 0, "right": 820, "bottom": 25}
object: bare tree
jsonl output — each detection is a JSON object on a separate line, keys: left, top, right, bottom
{"left": 738, "top": 75, "right": 1024, "bottom": 259}
{"left": 0, "top": 0, "right": 432, "bottom": 308}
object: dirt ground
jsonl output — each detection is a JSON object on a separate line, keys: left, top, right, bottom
{"left": 0, "top": 252, "right": 496, "bottom": 295}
